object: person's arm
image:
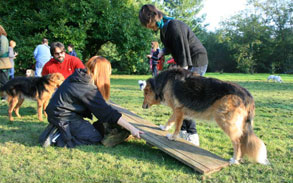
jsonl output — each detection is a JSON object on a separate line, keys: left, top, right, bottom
{"left": 165, "top": 21, "right": 190, "bottom": 67}
{"left": 117, "top": 116, "right": 143, "bottom": 138}
{"left": 33, "top": 46, "right": 38, "bottom": 59}
{"left": 9, "top": 47, "right": 14, "bottom": 58}
{"left": 81, "top": 88, "right": 143, "bottom": 138}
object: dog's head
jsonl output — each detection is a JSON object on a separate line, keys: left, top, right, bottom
{"left": 26, "top": 69, "right": 35, "bottom": 77}
{"left": 47, "top": 73, "right": 65, "bottom": 88}
{"left": 142, "top": 79, "right": 160, "bottom": 109}
{"left": 276, "top": 76, "right": 283, "bottom": 83}
{"left": 138, "top": 80, "right": 146, "bottom": 91}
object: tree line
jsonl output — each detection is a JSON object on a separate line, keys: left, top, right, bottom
{"left": 0, "top": 0, "right": 292, "bottom": 74}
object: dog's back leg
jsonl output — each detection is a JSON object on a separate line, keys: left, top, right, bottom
{"left": 14, "top": 97, "right": 24, "bottom": 118}
{"left": 8, "top": 96, "right": 19, "bottom": 121}
{"left": 37, "top": 99, "right": 44, "bottom": 121}
{"left": 215, "top": 115, "right": 244, "bottom": 164}
{"left": 42, "top": 99, "right": 50, "bottom": 119}
{"left": 214, "top": 101, "right": 245, "bottom": 164}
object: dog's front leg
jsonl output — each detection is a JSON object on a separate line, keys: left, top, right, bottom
{"left": 159, "top": 113, "right": 175, "bottom": 131}
{"left": 166, "top": 108, "right": 184, "bottom": 141}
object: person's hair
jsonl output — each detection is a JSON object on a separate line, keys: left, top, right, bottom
{"left": 139, "top": 4, "right": 164, "bottom": 27}
{"left": 50, "top": 42, "right": 65, "bottom": 55}
{"left": 68, "top": 44, "right": 74, "bottom": 49}
{"left": 86, "top": 56, "right": 111, "bottom": 101}
{"left": 42, "top": 38, "right": 48, "bottom": 44}
{"left": 9, "top": 40, "right": 16, "bottom": 47}
{"left": 0, "top": 25, "right": 7, "bottom": 36}
{"left": 152, "top": 41, "right": 159, "bottom": 50}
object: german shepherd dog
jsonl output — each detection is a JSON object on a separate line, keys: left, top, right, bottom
{"left": 142, "top": 68, "right": 269, "bottom": 165}
{"left": 1, "top": 73, "right": 65, "bottom": 121}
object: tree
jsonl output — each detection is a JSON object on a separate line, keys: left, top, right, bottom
{"left": 0, "top": 0, "right": 155, "bottom": 74}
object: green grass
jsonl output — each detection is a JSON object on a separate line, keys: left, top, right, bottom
{"left": 1, "top": 73, "right": 293, "bottom": 183}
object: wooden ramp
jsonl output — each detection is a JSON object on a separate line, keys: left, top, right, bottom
{"left": 109, "top": 102, "right": 230, "bottom": 174}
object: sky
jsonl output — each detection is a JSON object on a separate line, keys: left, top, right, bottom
{"left": 199, "top": 0, "right": 248, "bottom": 31}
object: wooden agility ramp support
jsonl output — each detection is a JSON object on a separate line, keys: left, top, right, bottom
{"left": 109, "top": 102, "right": 230, "bottom": 174}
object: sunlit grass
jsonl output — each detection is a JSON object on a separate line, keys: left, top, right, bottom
{"left": 0, "top": 73, "right": 292, "bottom": 182}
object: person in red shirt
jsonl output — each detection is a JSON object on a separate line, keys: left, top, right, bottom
{"left": 42, "top": 42, "right": 85, "bottom": 78}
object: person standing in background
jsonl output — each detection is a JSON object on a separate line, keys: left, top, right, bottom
{"left": 34, "top": 38, "right": 51, "bottom": 77}
{"left": 147, "top": 41, "right": 160, "bottom": 76}
{"left": 0, "top": 25, "right": 10, "bottom": 101}
{"left": 67, "top": 44, "right": 77, "bottom": 57}
{"left": 8, "top": 40, "right": 18, "bottom": 79}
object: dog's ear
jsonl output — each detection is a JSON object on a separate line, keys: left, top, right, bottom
{"left": 147, "top": 78, "right": 155, "bottom": 90}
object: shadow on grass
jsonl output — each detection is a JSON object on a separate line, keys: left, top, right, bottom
{"left": 0, "top": 116, "right": 197, "bottom": 174}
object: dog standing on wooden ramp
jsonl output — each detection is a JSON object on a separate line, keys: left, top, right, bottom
{"left": 0, "top": 73, "right": 65, "bottom": 121}
{"left": 142, "top": 68, "right": 269, "bottom": 165}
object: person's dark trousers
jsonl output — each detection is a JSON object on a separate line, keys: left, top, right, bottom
{"left": 152, "top": 61, "right": 158, "bottom": 76}
{"left": 0, "top": 69, "right": 9, "bottom": 87}
{"left": 0, "top": 69, "right": 9, "bottom": 99}
{"left": 181, "top": 119, "right": 197, "bottom": 134}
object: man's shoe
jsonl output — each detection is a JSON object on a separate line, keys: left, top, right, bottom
{"left": 179, "top": 130, "right": 200, "bottom": 146}
{"left": 39, "top": 124, "right": 59, "bottom": 148}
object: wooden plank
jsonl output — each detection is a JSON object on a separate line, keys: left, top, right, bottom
{"left": 109, "top": 102, "right": 230, "bottom": 174}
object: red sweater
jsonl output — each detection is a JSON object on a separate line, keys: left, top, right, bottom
{"left": 42, "top": 54, "right": 85, "bottom": 79}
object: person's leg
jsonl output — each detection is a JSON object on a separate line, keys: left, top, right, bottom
{"left": 70, "top": 120, "right": 103, "bottom": 146}
{"left": 9, "top": 67, "right": 14, "bottom": 79}
{"left": 35, "top": 62, "right": 43, "bottom": 77}
{"left": 35, "top": 67, "right": 42, "bottom": 77}
{"left": 190, "top": 64, "right": 208, "bottom": 76}
{"left": 181, "top": 119, "right": 197, "bottom": 134}
{"left": 153, "top": 64, "right": 158, "bottom": 76}
{"left": 179, "top": 64, "right": 208, "bottom": 146}
{"left": 180, "top": 119, "right": 199, "bottom": 146}
{"left": 0, "top": 69, "right": 9, "bottom": 100}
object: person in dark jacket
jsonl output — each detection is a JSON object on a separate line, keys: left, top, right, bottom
{"left": 39, "top": 56, "right": 143, "bottom": 148}
{"left": 139, "top": 4, "right": 209, "bottom": 146}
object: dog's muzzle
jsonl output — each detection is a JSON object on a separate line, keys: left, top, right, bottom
{"left": 142, "top": 103, "right": 148, "bottom": 109}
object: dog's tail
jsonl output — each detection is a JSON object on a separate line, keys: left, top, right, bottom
{"left": 240, "top": 102, "right": 270, "bottom": 165}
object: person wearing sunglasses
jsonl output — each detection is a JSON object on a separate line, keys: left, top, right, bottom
{"left": 42, "top": 42, "right": 84, "bottom": 79}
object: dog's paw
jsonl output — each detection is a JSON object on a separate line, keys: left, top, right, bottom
{"left": 229, "top": 158, "right": 240, "bottom": 165}
{"left": 258, "top": 158, "right": 270, "bottom": 165}
{"left": 159, "top": 125, "right": 167, "bottom": 131}
{"left": 166, "top": 133, "right": 179, "bottom": 141}
{"left": 166, "top": 133, "right": 175, "bottom": 140}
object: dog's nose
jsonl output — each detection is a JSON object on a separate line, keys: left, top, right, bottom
{"left": 142, "top": 104, "right": 148, "bottom": 109}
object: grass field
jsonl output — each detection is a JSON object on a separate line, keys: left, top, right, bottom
{"left": 0, "top": 73, "right": 292, "bottom": 183}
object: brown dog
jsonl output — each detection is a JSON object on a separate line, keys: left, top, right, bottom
{"left": 142, "top": 68, "right": 269, "bottom": 165}
{"left": 1, "top": 73, "right": 65, "bottom": 121}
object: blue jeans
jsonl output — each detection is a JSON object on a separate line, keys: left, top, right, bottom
{"left": 9, "top": 67, "right": 14, "bottom": 79}
{"left": 35, "top": 62, "right": 44, "bottom": 77}
{"left": 190, "top": 64, "right": 208, "bottom": 76}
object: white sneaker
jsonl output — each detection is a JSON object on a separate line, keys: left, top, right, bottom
{"left": 180, "top": 130, "right": 200, "bottom": 146}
